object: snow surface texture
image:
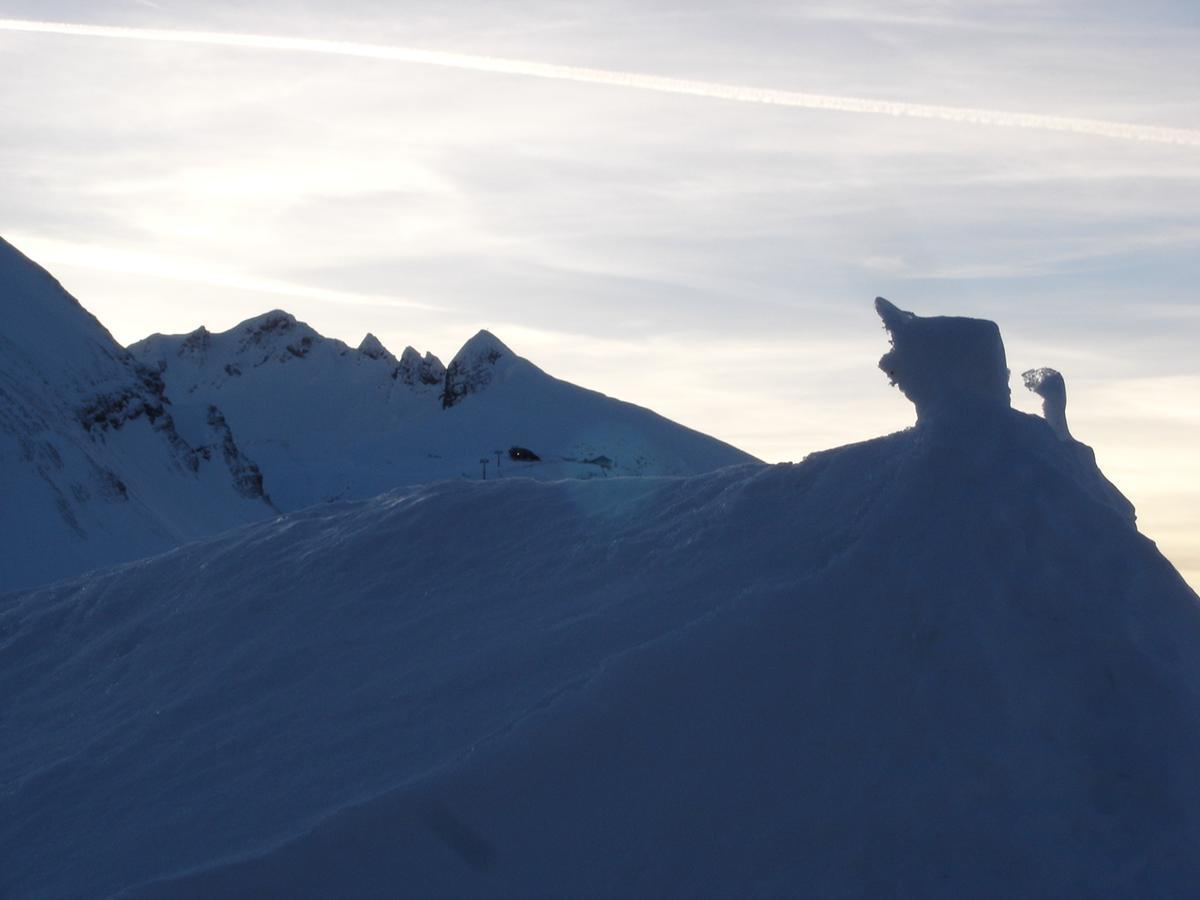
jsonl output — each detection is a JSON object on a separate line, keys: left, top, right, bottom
{"left": 130, "top": 314, "right": 755, "bottom": 512}
{"left": 4, "top": 300, "right": 1197, "bottom": 898}
{"left": 0, "top": 238, "right": 273, "bottom": 593}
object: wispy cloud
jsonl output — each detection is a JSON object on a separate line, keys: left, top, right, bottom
{"left": 2, "top": 17, "right": 1199, "bottom": 147}
{"left": 7, "top": 234, "right": 444, "bottom": 312}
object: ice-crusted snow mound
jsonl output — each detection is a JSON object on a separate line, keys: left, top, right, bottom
{"left": 876, "top": 298, "right": 1131, "bottom": 525}
{"left": 876, "top": 297, "right": 1010, "bottom": 421}
{"left": 1021, "top": 365, "right": 1133, "bottom": 526}
{"left": 5, "top": 305, "right": 1199, "bottom": 898}
{"left": 1023, "top": 366, "right": 1071, "bottom": 440}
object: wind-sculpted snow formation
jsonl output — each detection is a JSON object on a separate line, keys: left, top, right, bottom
{"left": 130, "top": 314, "right": 756, "bottom": 512}
{"left": 1019, "top": 364, "right": 1133, "bottom": 525}
{"left": 4, "top": 297, "right": 1198, "bottom": 898}
{"left": 1022, "top": 366, "right": 1071, "bottom": 441}
{"left": 0, "top": 238, "right": 273, "bottom": 592}
{"left": 875, "top": 296, "right": 1010, "bottom": 420}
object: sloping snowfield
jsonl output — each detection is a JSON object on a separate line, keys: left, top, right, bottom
{"left": 5, "top": 406, "right": 1199, "bottom": 898}
{"left": 4, "top": 300, "right": 1199, "bottom": 897}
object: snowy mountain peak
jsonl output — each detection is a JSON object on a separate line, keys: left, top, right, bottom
{"left": 177, "top": 325, "right": 212, "bottom": 359}
{"left": 130, "top": 310, "right": 752, "bottom": 512}
{"left": 239, "top": 308, "right": 297, "bottom": 332}
{"left": 0, "top": 237, "right": 132, "bottom": 389}
{"left": 452, "top": 328, "right": 512, "bottom": 361}
{"left": 356, "top": 332, "right": 394, "bottom": 362}
{"left": 1, "top": 236, "right": 74, "bottom": 314}
{"left": 232, "top": 309, "right": 324, "bottom": 360}
{"left": 395, "top": 345, "right": 445, "bottom": 387}
{"left": 1022, "top": 367, "right": 1071, "bottom": 441}
{"left": 875, "top": 296, "right": 1010, "bottom": 421}
{"left": 442, "top": 329, "right": 516, "bottom": 408}
{"left": 0, "top": 238, "right": 274, "bottom": 591}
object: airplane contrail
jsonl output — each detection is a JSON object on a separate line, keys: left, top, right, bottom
{"left": 2, "top": 17, "right": 1199, "bottom": 148}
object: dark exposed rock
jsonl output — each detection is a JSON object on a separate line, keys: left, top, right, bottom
{"left": 206, "top": 405, "right": 272, "bottom": 503}
{"left": 241, "top": 311, "right": 296, "bottom": 346}
{"left": 99, "top": 468, "right": 129, "bottom": 500}
{"left": 394, "top": 346, "right": 445, "bottom": 388}
{"left": 76, "top": 363, "right": 204, "bottom": 474}
{"left": 441, "top": 331, "right": 508, "bottom": 409}
{"left": 179, "top": 326, "right": 211, "bottom": 359}
{"left": 286, "top": 336, "right": 314, "bottom": 359}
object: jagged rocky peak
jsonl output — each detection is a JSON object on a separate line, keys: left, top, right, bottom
{"left": 232, "top": 309, "right": 322, "bottom": 361}
{"left": 178, "top": 326, "right": 212, "bottom": 359}
{"left": 451, "top": 329, "right": 513, "bottom": 367}
{"left": 205, "top": 404, "right": 272, "bottom": 502}
{"left": 420, "top": 350, "right": 446, "bottom": 383}
{"left": 441, "top": 329, "right": 515, "bottom": 409}
{"left": 395, "top": 345, "right": 445, "bottom": 387}
{"left": 76, "top": 362, "right": 170, "bottom": 434}
{"left": 875, "top": 297, "right": 1010, "bottom": 422}
{"left": 238, "top": 309, "right": 315, "bottom": 345}
{"left": 357, "top": 332, "right": 395, "bottom": 362}
{"left": 240, "top": 309, "right": 297, "bottom": 334}
{"left": 1022, "top": 367, "right": 1071, "bottom": 441}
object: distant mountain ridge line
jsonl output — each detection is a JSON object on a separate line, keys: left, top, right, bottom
{"left": 1, "top": 236, "right": 756, "bottom": 591}
{"left": 129, "top": 306, "right": 758, "bottom": 512}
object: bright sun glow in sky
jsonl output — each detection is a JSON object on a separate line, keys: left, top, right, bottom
{"left": 2, "top": 0, "right": 1198, "bottom": 588}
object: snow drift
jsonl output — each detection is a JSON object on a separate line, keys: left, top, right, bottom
{"left": 3, "top": 299, "right": 1199, "bottom": 898}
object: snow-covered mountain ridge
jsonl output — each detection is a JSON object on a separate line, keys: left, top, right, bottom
{"left": 130, "top": 311, "right": 757, "bottom": 512}
{"left": 1, "top": 238, "right": 754, "bottom": 591}
{"left": 0, "top": 238, "right": 273, "bottom": 593}
{"left": 4, "top": 299, "right": 1197, "bottom": 898}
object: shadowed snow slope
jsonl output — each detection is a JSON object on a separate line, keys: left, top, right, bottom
{"left": 131, "top": 317, "right": 756, "bottom": 511}
{"left": 0, "top": 238, "right": 273, "bottom": 592}
{"left": 4, "top": 303, "right": 1199, "bottom": 898}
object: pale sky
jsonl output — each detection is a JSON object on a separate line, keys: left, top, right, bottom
{"left": 2, "top": 1, "right": 1198, "bottom": 588}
